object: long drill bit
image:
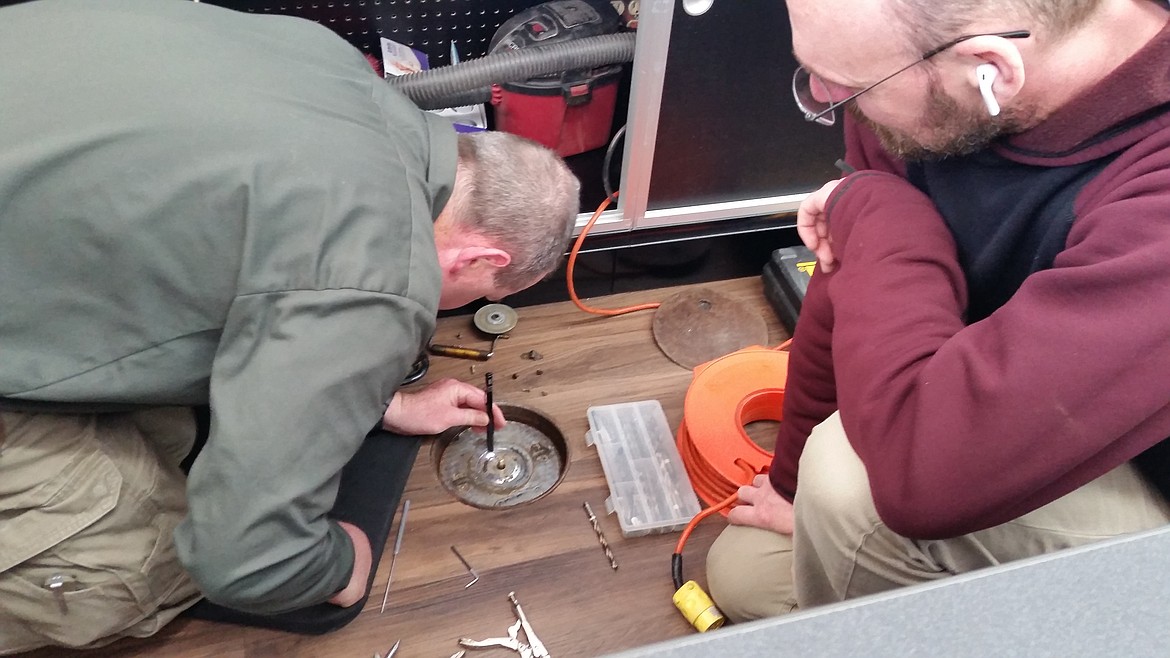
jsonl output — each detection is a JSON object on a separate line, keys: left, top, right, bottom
{"left": 583, "top": 502, "right": 618, "bottom": 570}
{"left": 380, "top": 499, "right": 411, "bottom": 613}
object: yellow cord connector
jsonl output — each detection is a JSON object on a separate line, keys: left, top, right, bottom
{"left": 672, "top": 580, "right": 725, "bottom": 632}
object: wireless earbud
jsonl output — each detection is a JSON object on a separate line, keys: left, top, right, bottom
{"left": 976, "top": 63, "right": 1000, "bottom": 117}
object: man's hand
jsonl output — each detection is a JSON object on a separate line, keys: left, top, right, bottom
{"left": 382, "top": 377, "right": 507, "bottom": 436}
{"left": 726, "top": 473, "right": 795, "bottom": 535}
{"left": 327, "top": 521, "right": 371, "bottom": 608}
{"left": 797, "top": 178, "right": 843, "bottom": 273}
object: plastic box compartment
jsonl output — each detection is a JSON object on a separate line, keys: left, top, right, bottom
{"left": 586, "top": 400, "right": 701, "bottom": 537}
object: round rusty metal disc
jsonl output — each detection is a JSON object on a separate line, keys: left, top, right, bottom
{"left": 652, "top": 287, "right": 769, "bottom": 369}
{"left": 432, "top": 404, "right": 568, "bottom": 510}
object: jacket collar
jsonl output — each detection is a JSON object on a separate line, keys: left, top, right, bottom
{"left": 1000, "top": 12, "right": 1170, "bottom": 163}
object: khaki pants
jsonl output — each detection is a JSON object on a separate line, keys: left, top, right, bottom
{"left": 706, "top": 412, "right": 1170, "bottom": 623}
{"left": 0, "top": 409, "right": 203, "bottom": 654}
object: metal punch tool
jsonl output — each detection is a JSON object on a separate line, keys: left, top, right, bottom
{"left": 380, "top": 499, "right": 411, "bottom": 613}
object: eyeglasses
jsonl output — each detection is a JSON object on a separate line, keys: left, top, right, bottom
{"left": 793, "top": 30, "right": 1031, "bottom": 126}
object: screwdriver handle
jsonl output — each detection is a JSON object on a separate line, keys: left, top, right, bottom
{"left": 484, "top": 372, "right": 494, "bottom": 454}
{"left": 428, "top": 343, "right": 493, "bottom": 361}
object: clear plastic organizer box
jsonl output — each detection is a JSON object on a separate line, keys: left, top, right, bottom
{"left": 585, "top": 400, "right": 701, "bottom": 537}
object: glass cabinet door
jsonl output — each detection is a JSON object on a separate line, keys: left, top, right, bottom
{"left": 619, "top": 0, "right": 843, "bottom": 229}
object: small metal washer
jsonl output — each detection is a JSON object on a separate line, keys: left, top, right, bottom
{"left": 474, "top": 303, "right": 519, "bottom": 335}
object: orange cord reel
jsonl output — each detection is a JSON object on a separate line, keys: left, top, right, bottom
{"left": 671, "top": 344, "right": 790, "bottom": 632}
{"left": 677, "top": 345, "right": 789, "bottom": 512}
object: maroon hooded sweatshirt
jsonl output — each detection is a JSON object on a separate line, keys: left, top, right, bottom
{"left": 769, "top": 16, "right": 1170, "bottom": 539}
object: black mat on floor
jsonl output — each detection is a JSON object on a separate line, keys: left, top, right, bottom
{"left": 182, "top": 424, "right": 421, "bottom": 635}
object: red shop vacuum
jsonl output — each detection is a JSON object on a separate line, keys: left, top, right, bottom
{"left": 487, "top": 0, "right": 625, "bottom": 156}
{"left": 386, "top": 1, "right": 635, "bottom": 156}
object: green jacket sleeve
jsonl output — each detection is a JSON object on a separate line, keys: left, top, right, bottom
{"left": 174, "top": 287, "right": 430, "bottom": 613}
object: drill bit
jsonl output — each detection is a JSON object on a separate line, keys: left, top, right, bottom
{"left": 380, "top": 499, "right": 410, "bottom": 613}
{"left": 583, "top": 502, "right": 618, "bottom": 570}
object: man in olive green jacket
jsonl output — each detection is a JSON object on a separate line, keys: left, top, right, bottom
{"left": 0, "top": 0, "right": 579, "bottom": 651}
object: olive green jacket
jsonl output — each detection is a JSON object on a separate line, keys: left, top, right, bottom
{"left": 0, "top": 0, "right": 454, "bottom": 613}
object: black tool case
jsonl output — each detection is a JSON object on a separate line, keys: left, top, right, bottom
{"left": 762, "top": 245, "right": 816, "bottom": 335}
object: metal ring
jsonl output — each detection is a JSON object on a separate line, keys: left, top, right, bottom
{"left": 474, "top": 303, "right": 519, "bottom": 335}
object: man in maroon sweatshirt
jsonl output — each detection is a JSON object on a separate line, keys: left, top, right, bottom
{"left": 708, "top": 0, "right": 1170, "bottom": 621}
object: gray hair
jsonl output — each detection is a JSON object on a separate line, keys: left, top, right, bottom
{"left": 885, "top": 0, "right": 1103, "bottom": 53}
{"left": 448, "top": 131, "right": 580, "bottom": 290}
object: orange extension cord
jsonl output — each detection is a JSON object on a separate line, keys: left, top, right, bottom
{"left": 671, "top": 343, "right": 791, "bottom": 590}
{"left": 566, "top": 193, "right": 661, "bottom": 317}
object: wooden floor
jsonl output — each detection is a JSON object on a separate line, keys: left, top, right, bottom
{"left": 46, "top": 276, "right": 787, "bottom": 658}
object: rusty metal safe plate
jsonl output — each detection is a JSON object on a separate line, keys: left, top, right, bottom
{"left": 432, "top": 404, "right": 568, "bottom": 510}
{"left": 652, "top": 287, "right": 769, "bottom": 369}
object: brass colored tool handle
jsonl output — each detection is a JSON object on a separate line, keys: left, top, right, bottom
{"left": 428, "top": 343, "right": 493, "bottom": 361}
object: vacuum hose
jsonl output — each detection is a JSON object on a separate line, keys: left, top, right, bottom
{"left": 387, "top": 32, "right": 637, "bottom": 110}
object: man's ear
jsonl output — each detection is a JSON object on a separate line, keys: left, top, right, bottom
{"left": 444, "top": 246, "right": 512, "bottom": 275}
{"left": 950, "top": 35, "right": 1026, "bottom": 103}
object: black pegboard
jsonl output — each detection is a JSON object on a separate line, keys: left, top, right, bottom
{"left": 202, "top": 0, "right": 549, "bottom": 65}
{"left": 0, "top": 0, "right": 549, "bottom": 65}
{"left": 200, "top": 0, "right": 629, "bottom": 206}
{"left": 0, "top": 0, "right": 628, "bottom": 211}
